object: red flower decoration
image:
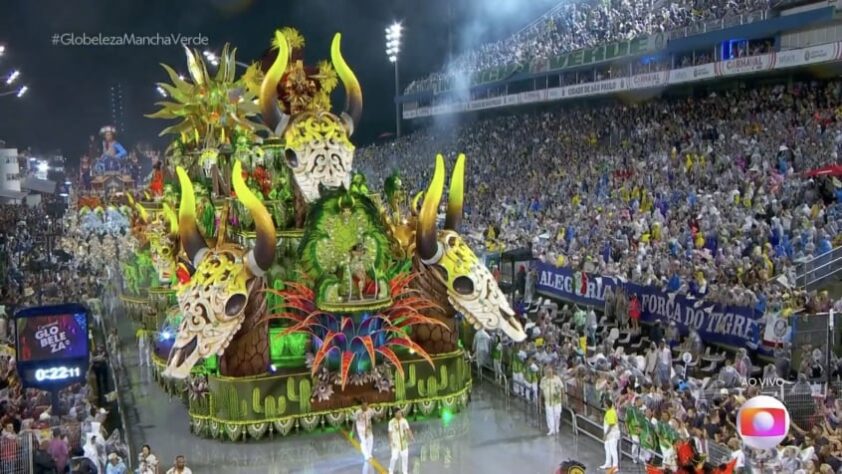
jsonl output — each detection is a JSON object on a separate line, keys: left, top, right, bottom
{"left": 176, "top": 264, "right": 191, "bottom": 284}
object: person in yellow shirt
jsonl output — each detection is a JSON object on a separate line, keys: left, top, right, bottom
{"left": 651, "top": 222, "right": 662, "bottom": 241}
{"left": 601, "top": 399, "right": 620, "bottom": 471}
{"left": 694, "top": 232, "right": 705, "bottom": 249}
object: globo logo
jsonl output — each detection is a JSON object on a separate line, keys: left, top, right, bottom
{"left": 737, "top": 395, "right": 790, "bottom": 449}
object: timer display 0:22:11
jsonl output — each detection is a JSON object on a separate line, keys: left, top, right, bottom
{"left": 34, "top": 366, "right": 82, "bottom": 381}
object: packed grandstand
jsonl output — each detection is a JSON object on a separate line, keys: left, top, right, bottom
{"left": 404, "top": 0, "right": 776, "bottom": 94}
{"left": 359, "top": 0, "right": 842, "bottom": 471}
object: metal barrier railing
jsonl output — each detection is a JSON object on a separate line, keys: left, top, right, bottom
{"left": 794, "top": 246, "right": 842, "bottom": 290}
{"left": 0, "top": 432, "right": 35, "bottom": 474}
{"left": 667, "top": 10, "right": 770, "bottom": 40}
{"left": 471, "top": 355, "right": 759, "bottom": 470}
{"left": 101, "top": 281, "right": 134, "bottom": 470}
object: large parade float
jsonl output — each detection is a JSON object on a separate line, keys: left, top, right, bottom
{"left": 112, "top": 28, "right": 526, "bottom": 440}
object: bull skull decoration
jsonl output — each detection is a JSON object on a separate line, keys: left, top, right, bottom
{"left": 260, "top": 32, "right": 362, "bottom": 203}
{"left": 146, "top": 203, "right": 180, "bottom": 285}
{"left": 415, "top": 154, "right": 527, "bottom": 342}
{"left": 164, "top": 160, "right": 275, "bottom": 379}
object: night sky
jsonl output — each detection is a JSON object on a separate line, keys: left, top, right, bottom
{"left": 0, "top": 0, "right": 559, "bottom": 163}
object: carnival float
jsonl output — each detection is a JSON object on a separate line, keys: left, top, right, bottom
{"left": 110, "top": 27, "right": 526, "bottom": 440}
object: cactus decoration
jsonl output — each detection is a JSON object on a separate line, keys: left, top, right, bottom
{"left": 438, "top": 365, "right": 448, "bottom": 390}
{"left": 183, "top": 351, "right": 471, "bottom": 437}
{"left": 395, "top": 371, "right": 406, "bottom": 401}
{"left": 253, "top": 388, "right": 263, "bottom": 414}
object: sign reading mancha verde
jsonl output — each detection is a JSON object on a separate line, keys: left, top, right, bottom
{"left": 544, "top": 36, "right": 654, "bottom": 72}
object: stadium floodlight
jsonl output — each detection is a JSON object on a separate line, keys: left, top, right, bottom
{"left": 203, "top": 49, "right": 247, "bottom": 69}
{"left": 5, "top": 69, "right": 19, "bottom": 85}
{"left": 16, "top": 85, "right": 27, "bottom": 98}
{"left": 203, "top": 50, "right": 219, "bottom": 67}
{"left": 0, "top": 45, "right": 5, "bottom": 56}
{"left": 156, "top": 85, "right": 167, "bottom": 97}
{"left": 385, "top": 22, "right": 403, "bottom": 137}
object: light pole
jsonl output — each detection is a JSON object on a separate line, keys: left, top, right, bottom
{"left": 386, "top": 23, "right": 402, "bottom": 138}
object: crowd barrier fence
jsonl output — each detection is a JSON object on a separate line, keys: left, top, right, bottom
{"left": 472, "top": 360, "right": 764, "bottom": 469}
{"left": 0, "top": 432, "right": 35, "bottom": 474}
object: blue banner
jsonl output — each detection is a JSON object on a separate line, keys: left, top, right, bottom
{"left": 535, "top": 262, "right": 762, "bottom": 349}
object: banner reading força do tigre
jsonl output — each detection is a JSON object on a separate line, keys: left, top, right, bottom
{"left": 534, "top": 262, "right": 761, "bottom": 349}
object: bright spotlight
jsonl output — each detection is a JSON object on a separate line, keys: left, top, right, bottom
{"left": 0, "top": 45, "right": 5, "bottom": 56}
{"left": 441, "top": 408, "right": 454, "bottom": 426}
{"left": 6, "top": 70, "right": 19, "bottom": 85}
{"left": 37, "top": 161, "right": 49, "bottom": 173}
{"left": 16, "top": 85, "right": 28, "bottom": 98}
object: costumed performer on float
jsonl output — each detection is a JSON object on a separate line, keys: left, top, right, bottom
{"left": 99, "top": 125, "right": 127, "bottom": 172}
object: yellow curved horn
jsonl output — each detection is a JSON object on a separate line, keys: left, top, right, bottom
{"left": 260, "top": 30, "right": 290, "bottom": 134}
{"left": 416, "top": 155, "right": 445, "bottom": 262}
{"left": 176, "top": 166, "right": 208, "bottom": 262}
{"left": 445, "top": 153, "right": 465, "bottom": 230}
{"left": 331, "top": 33, "right": 362, "bottom": 133}
{"left": 162, "top": 203, "right": 179, "bottom": 236}
{"left": 134, "top": 203, "right": 149, "bottom": 224}
{"left": 411, "top": 191, "right": 424, "bottom": 216}
{"left": 232, "top": 160, "right": 276, "bottom": 273}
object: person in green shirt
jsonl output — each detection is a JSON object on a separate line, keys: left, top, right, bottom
{"left": 625, "top": 396, "right": 647, "bottom": 464}
{"left": 511, "top": 348, "right": 526, "bottom": 397}
{"left": 540, "top": 367, "right": 564, "bottom": 435}
{"left": 525, "top": 358, "right": 540, "bottom": 401}
{"left": 601, "top": 398, "right": 620, "bottom": 471}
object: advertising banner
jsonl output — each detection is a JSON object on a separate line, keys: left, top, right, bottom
{"left": 629, "top": 70, "right": 670, "bottom": 90}
{"left": 716, "top": 53, "right": 775, "bottom": 76}
{"left": 669, "top": 63, "right": 716, "bottom": 84}
{"left": 564, "top": 78, "right": 625, "bottom": 98}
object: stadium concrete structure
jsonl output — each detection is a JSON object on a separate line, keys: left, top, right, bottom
{"left": 110, "top": 1, "right": 842, "bottom": 473}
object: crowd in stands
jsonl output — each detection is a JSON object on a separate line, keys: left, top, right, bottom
{"left": 365, "top": 69, "right": 842, "bottom": 471}
{"left": 472, "top": 293, "right": 837, "bottom": 472}
{"left": 0, "top": 200, "right": 130, "bottom": 473}
{"left": 360, "top": 79, "right": 842, "bottom": 317}
{"left": 405, "top": 0, "right": 772, "bottom": 94}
